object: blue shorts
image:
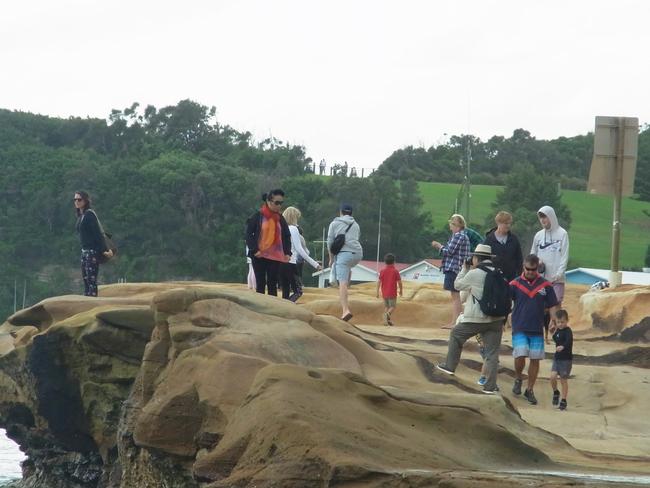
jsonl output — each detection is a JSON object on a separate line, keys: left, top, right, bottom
{"left": 512, "top": 332, "right": 545, "bottom": 360}
{"left": 551, "top": 359, "right": 572, "bottom": 379}
{"left": 332, "top": 252, "right": 361, "bottom": 285}
{"left": 443, "top": 271, "right": 458, "bottom": 292}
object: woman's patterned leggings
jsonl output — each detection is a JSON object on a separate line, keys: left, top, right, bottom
{"left": 81, "top": 249, "right": 100, "bottom": 297}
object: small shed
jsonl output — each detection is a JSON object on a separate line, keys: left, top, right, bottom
{"left": 399, "top": 259, "right": 444, "bottom": 283}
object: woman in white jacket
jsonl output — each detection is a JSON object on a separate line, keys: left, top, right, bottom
{"left": 281, "top": 207, "right": 321, "bottom": 301}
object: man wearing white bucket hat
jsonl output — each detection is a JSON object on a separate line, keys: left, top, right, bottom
{"left": 436, "top": 244, "right": 509, "bottom": 394}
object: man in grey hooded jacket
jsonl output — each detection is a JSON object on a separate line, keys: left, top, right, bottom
{"left": 531, "top": 205, "right": 569, "bottom": 342}
{"left": 327, "top": 203, "right": 363, "bottom": 321}
{"left": 531, "top": 205, "right": 569, "bottom": 303}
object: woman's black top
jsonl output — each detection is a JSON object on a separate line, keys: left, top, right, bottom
{"left": 76, "top": 210, "right": 107, "bottom": 253}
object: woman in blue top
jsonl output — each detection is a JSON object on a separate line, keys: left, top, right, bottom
{"left": 431, "top": 214, "right": 470, "bottom": 328}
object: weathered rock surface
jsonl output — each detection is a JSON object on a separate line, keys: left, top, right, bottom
{"left": 0, "top": 282, "right": 648, "bottom": 487}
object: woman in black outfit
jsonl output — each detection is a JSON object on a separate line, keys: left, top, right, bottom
{"left": 74, "top": 191, "right": 112, "bottom": 296}
{"left": 245, "top": 189, "right": 292, "bottom": 296}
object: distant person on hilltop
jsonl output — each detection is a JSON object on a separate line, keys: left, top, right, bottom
{"left": 281, "top": 206, "right": 321, "bottom": 302}
{"left": 74, "top": 191, "right": 113, "bottom": 297}
{"left": 376, "top": 253, "right": 402, "bottom": 326}
{"left": 531, "top": 205, "right": 569, "bottom": 342}
{"left": 319, "top": 159, "right": 326, "bottom": 175}
{"left": 327, "top": 203, "right": 363, "bottom": 321}
{"left": 245, "top": 189, "right": 292, "bottom": 296}
{"left": 431, "top": 214, "right": 471, "bottom": 328}
{"left": 484, "top": 211, "right": 523, "bottom": 282}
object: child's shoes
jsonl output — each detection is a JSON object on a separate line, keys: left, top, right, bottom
{"left": 552, "top": 390, "right": 560, "bottom": 406}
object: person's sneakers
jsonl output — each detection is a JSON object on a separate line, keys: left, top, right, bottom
{"left": 512, "top": 378, "right": 523, "bottom": 395}
{"left": 552, "top": 389, "right": 560, "bottom": 406}
{"left": 436, "top": 364, "right": 455, "bottom": 375}
{"left": 482, "top": 386, "right": 500, "bottom": 395}
{"left": 559, "top": 399, "right": 567, "bottom": 411}
{"left": 524, "top": 389, "right": 538, "bottom": 405}
{"left": 387, "top": 313, "right": 394, "bottom": 326}
{"left": 288, "top": 291, "right": 302, "bottom": 302}
{"left": 383, "top": 312, "right": 390, "bottom": 326}
{"left": 477, "top": 376, "right": 487, "bottom": 386}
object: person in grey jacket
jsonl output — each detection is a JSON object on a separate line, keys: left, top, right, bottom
{"left": 327, "top": 203, "right": 363, "bottom": 321}
{"left": 436, "top": 244, "right": 506, "bottom": 394}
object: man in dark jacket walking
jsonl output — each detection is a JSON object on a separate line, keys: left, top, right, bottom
{"left": 483, "top": 211, "right": 523, "bottom": 282}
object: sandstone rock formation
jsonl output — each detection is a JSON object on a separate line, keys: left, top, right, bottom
{"left": 0, "top": 282, "right": 648, "bottom": 487}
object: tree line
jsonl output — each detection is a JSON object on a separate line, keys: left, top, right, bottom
{"left": 375, "top": 127, "right": 650, "bottom": 201}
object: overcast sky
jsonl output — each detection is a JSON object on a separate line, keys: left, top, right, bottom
{"left": 1, "top": 0, "right": 649, "bottom": 170}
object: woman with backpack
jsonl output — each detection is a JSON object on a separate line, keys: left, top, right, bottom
{"left": 74, "top": 191, "right": 113, "bottom": 297}
{"left": 245, "top": 189, "right": 292, "bottom": 296}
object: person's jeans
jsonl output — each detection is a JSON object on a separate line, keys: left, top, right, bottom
{"left": 251, "top": 257, "right": 281, "bottom": 295}
{"left": 444, "top": 319, "right": 504, "bottom": 390}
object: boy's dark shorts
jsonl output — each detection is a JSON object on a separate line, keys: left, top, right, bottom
{"left": 551, "top": 358, "right": 572, "bottom": 379}
{"left": 383, "top": 297, "right": 397, "bottom": 308}
{"left": 443, "top": 271, "right": 458, "bottom": 292}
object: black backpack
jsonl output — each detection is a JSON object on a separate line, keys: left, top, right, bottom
{"left": 330, "top": 222, "right": 353, "bottom": 255}
{"left": 475, "top": 264, "right": 511, "bottom": 317}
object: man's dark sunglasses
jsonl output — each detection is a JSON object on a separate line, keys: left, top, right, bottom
{"left": 524, "top": 266, "right": 538, "bottom": 272}
{"left": 271, "top": 200, "right": 284, "bottom": 205}
{"left": 73, "top": 198, "right": 83, "bottom": 202}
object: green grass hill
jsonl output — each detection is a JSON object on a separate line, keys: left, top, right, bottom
{"left": 418, "top": 182, "right": 650, "bottom": 270}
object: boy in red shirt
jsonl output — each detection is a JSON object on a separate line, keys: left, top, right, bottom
{"left": 376, "top": 253, "right": 403, "bottom": 326}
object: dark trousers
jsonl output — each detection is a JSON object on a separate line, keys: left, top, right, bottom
{"left": 280, "top": 262, "right": 298, "bottom": 299}
{"left": 81, "top": 249, "right": 99, "bottom": 297}
{"left": 252, "top": 257, "right": 281, "bottom": 296}
{"left": 295, "top": 261, "right": 304, "bottom": 292}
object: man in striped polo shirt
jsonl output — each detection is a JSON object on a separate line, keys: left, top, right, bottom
{"left": 510, "top": 254, "right": 559, "bottom": 405}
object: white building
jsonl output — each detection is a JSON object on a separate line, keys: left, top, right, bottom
{"left": 312, "top": 259, "right": 442, "bottom": 288}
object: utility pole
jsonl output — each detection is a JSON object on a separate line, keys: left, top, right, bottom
{"left": 465, "top": 137, "right": 471, "bottom": 224}
{"left": 611, "top": 117, "right": 625, "bottom": 277}
{"left": 375, "top": 199, "right": 382, "bottom": 272}
{"left": 455, "top": 136, "right": 472, "bottom": 222}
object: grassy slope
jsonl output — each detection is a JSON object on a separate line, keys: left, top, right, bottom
{"left": 418, "top": 182, "right": 650, "bottom": 269}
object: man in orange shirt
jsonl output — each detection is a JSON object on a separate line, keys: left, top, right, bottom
{"left": 376, "top": 253, "right": 403, "bottom": 326}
